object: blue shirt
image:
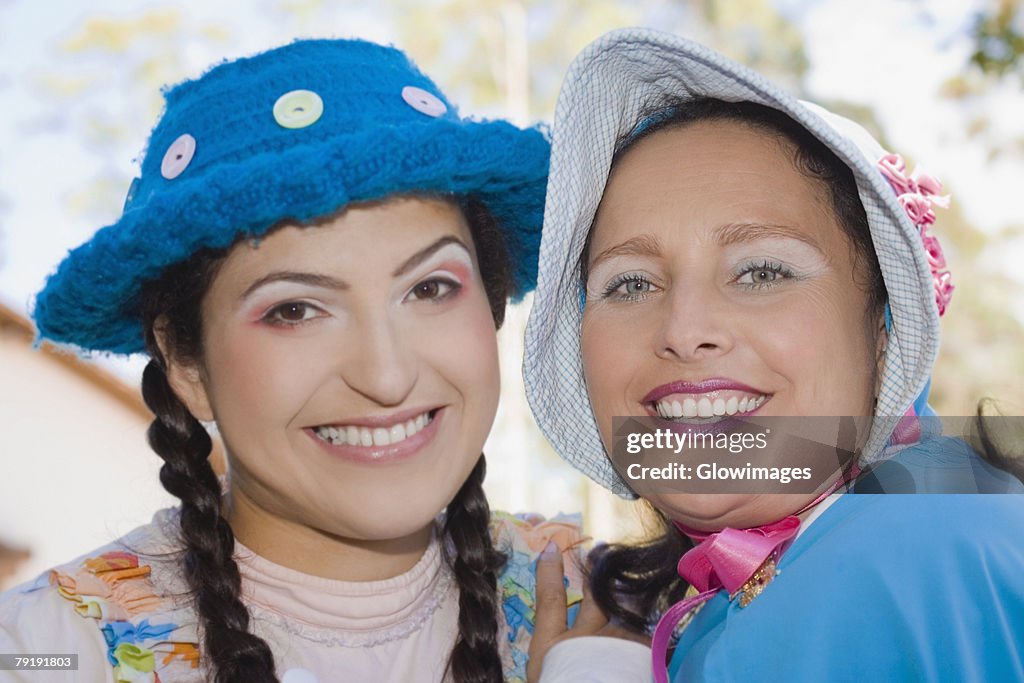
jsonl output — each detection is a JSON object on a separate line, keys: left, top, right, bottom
{"left": 669, "top": 442, "right": 1024, "bottom": 682}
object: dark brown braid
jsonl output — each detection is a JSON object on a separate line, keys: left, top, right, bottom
{"left": 442, "top": 456, "right": 508, "bottom": 683}
{"left": 441, "top": 198, "right": 513, "bottom": 682}
{"left": 141, "top": 360, "right": 278, "bottom": 682}
{"left": 141, "top": 248, "right": 278, "bottom": 682}
{"left": 136, "top": 195, "right": 513, "bottom": 682}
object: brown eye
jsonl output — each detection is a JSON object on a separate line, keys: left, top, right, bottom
{"left": 265, "top": 302, "right": 320, "bottom": 326}
{"left": 414, "top": 281, "right": 440, "bottom": 299}
{"left": 407, "top": 278, "right": 457, "bottom": 302}
{"left": 278, "top": 303, "right": 309, "bottom": 320}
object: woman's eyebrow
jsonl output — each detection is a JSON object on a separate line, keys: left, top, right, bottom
{"left": 239, "top": 236, "right": 471, "bottom": 301}
{"left": 242, "top": 272, "right": 348, "bottom": 300}
{"left": 714, "top": 222, "right": 825, "bottom": 254}
{"left": 392, "top": 235, "right": 471, "bottom": 277}
{"left": 589, "top": 234, "right": 663, "bottom": 268}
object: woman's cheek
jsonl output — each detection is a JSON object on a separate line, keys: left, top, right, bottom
{"left": 212, "top": 325, "right": 320, "bottom": 412}
{"left": 581, "top": 312, "right": 629, "bottom": 434}
{"left": 422, "top": 286, "right": 501, "bottom": 390}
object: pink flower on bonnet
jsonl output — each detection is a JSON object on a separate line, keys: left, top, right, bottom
{"left": 877, "top": 152, "right": 954, "bottom": 316}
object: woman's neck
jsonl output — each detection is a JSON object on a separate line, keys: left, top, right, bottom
{"left": 224, "top": 485, "right": 435, "bottom": 582}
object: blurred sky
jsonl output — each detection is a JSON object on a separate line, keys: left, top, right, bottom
{"left": 0, "top": 0, "right": 1021, "bottom": 366}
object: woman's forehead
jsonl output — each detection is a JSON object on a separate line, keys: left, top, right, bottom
{"left": 592, "top": 121, "right": 840, "bottom": 253}
{"left": 607, "top": 119, "right": 802, "bottom": 193}
{"left": 209, "top": 199, "right": 475, "bottom": 294}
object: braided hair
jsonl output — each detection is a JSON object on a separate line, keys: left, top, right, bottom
{"left": 440, "top": 198, "right": 513, "bottom": 683}
{"left": 138, "top": 197, "right": 512, "bottom": 682}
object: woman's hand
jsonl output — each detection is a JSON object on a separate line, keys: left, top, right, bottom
{"left": 526, "top": 542, "right": 651, "bottom": 683}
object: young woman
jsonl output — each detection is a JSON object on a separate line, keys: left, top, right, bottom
{"left": 0, "top": 37, "right": 594, "bottom": 683}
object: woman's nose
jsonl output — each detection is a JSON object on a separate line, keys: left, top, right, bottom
{"left": 655, "top": 286, "right": 735, "bottom": 362}
{"left": 340, "top": 316, "right": 418, "bottom": 406}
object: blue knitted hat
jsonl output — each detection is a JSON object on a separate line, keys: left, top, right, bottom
{"left": 33, "top": 38, "right": 549, "bottom": 355}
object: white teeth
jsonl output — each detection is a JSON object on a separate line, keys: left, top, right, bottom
{"left": 738, "top": 395, "right": 771, "bottom": 413}
{"left": 697, "top": 397, "right": 713, "bottom": 418}
{"left": 315, "top": 411, "right": 434, "bottom": 447}
{"left": 712, "top": 398, "right": 726, "bottom": 416}
{"left": 654, "top": 394, "right": 770, "bottom": 420}
{"left": 390, "top": 423, "right": 406, "bottom": 443}
{"left": 682, "top": 398, "right": 698, "bottom": 418}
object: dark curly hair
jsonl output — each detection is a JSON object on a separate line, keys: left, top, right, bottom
{"left": 139, "top": 196, "right": 510, "bottom": 682}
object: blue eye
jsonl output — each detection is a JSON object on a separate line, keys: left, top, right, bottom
{"left": 735, "top": 260, "right": 793, "bottom": 289}
{"left": 602, "top": 273, "right": 657, "bottom": 302}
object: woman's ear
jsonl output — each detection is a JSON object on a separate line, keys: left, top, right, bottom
{"left": 154, "top": 319, "right": 214, "bottom": 422}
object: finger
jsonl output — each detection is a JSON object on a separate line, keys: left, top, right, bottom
{"left": 532, "top": 541, "right": 568, "bottom": 643}
{"left": 527, "top": 542, "right": 569, "bottom": 683}
{"left": 569, "top": 568, "right": 609, "bottom": 634}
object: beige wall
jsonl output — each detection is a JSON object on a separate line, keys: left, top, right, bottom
{"left": 0, "top": 335, "right": 174, "bottom": 589}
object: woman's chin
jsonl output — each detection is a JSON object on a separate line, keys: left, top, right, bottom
{"left": 651, "top": 491, "right": 815, "bottom": 532}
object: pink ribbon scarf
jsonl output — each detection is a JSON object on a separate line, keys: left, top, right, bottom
{"left": 650, "top": 471, "right": 857, "bottom": 683}
{"left": 649, "top": 518, "right": 800, "bottom": 683}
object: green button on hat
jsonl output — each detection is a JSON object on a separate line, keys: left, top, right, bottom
{"left": 273, "top": 89, "right": 324, "bottom": 129}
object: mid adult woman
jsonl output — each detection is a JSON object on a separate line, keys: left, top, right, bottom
{"left": 525, "top": 28, "right": 1024, "bottom": 682}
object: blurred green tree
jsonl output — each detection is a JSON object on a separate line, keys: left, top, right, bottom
{"left": 969, "top": 0, "right": 1024, "bottom": 80}
{"left": 38, "top": 8, "right": 231, "bottom": 221}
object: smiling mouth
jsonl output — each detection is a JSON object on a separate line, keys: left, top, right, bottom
{"left": 651, "top": 392, "right": 771, "bottom": 422}
{"left": 313, "top": 409, "right": 438, "bottom": 447}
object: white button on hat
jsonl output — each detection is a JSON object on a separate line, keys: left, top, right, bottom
{"left": 160, "top": 133, "right": 196, "bottom": 180}
{"left": 282, "top": 668, "right": 319, "bottom": 683}
{"left": 273, "top": 89, "right": 325, "bottom": 129}
{"left": 402, "top": 85, "right": 447, "bottom": 117}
